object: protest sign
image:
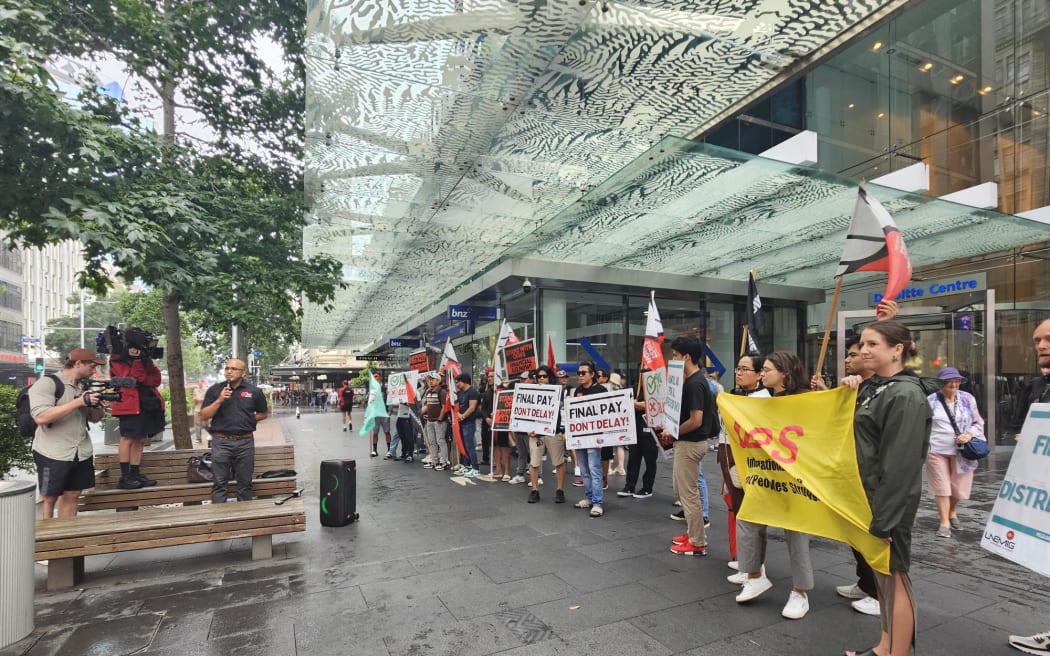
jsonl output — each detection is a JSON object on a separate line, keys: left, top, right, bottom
{"left": 642, "top": 367, "right": 672, "bottom": 459}
{"left": 386, "top": 371, "right": 419, "bottom": 405}
{"left": 492, "top": 390, "right": 514, "bottom": 432}
{"left": 718, "top": 386, "right": 890, "bottom": 574}
{"left": 565, "top": 388, "right": 636, "bottom": 450}
{"left": 504, "top": 339, "right": 537, "bottom": 377}
{"left": 508, "top": 383, "right": 561, "bottom": 435}
{"left": 408, "top": 351, "right": 429, "bottom": 372}
{"left": 659, "top": 360, "right": 685, "bottom": 439}
{"left": 981, "top": 404, "right": 1050, "bottom": 577}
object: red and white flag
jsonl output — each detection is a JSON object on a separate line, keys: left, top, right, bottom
{"left": 439, "top": 339, "right": 467, "bottom": 458}
{"left": 837, "top": 188, "right": 912, "bottom": 303}
{"left": 642, "top": 292, "right": 665, "bottom": 371}
{"left": 546, "top": 334, "right": 557, "bottom": 369}
{"left": 492, "top": 320, "right": 519, "bottom": 387}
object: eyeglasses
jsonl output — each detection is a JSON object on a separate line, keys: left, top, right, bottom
{"left": 224, "top": 366, "right": 245, "bottom": 371}
{"left": 578, "top": 370, "right": 591, "bottom": 376}
{"left": 734, "top": 366, "right": 755, "bottom": 372}
{"left": 536, "top": 374, "right": 550, "bottom": 379}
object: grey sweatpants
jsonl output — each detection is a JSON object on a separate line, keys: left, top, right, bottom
{"left": 737, "top": 519, "right": 813, "bottom": 590}
{"left": 425, "top": 421, "right": 449, "bottom": 465}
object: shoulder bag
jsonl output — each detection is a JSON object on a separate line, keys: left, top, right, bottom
{"left": 937, "top": 393, "right": 988, "bottom": 461}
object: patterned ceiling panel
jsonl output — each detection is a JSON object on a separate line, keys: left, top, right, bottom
{"left": 304, "top": 0, "right": 935, "bottom": 349}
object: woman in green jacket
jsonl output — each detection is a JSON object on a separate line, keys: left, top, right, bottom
{"left": 845, "top": 321, "right": 931, "bottom": 656}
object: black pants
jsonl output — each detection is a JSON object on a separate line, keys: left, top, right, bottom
{"left": 625, "top": 431, "right": 658, "bottom": 492}
{"left": 397, "top": 417, "right": 415, "bottom": 458}
{"left": 854, "top": 548, "right": 879, "bottom": 598}
{"left": 481, "top": 420, "right": 491, "bottom": 463}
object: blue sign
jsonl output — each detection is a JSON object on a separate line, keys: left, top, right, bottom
{"left": 389, "top": 338, "right": 421, "bottom": 349}
{"left": 871, "top": 276, "right": 985, "bottom": 304}
{"left": 251, "top": 350, "right": 263, "bottom": 356}
{"left": 433, "top": 321, "right": 474, "bottom": 343}
{"left": 19, "top": 337, "right": 40, "bottom": 344}
{"left": 447, "top": 305, "right": 497, "bottom": 322}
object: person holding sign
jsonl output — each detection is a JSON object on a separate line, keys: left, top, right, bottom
{"left": 658, "top": 336, "right": 716, "bottom": 556}
{"left": 526, "top": 366, "right": 568, "bottom": 503}
{"left": 572, "top": 362, "right": 607, "bottom": 517}
{"left": 844, "top": 322, "right": 931, "bottom": 656}
{"left": 421, "top": 372, "right": 449, "bottom": 471}
{"left": 735, "top": 352, "right": 815, "bottom": 620}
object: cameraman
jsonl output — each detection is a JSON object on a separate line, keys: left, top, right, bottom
{"left": 109, "top": 328, "right": 165, "bottom": 489}
{"left": 29, "top": 348, "right": 108, "bottom": 519}
{"left": 200, "top": 358, "right": 269, "bottom": 503}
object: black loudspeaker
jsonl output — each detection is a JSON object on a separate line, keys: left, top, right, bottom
{"left": 319, "top": 459, "right": 358, "bottom": 527}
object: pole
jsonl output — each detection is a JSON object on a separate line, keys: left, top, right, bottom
{"left": 815, "top": 277, "right": 844, "bottom": 377}
{"left": 79, "top": 289, "right": 86, "bottom": 348}
{"left": 739, "top": 325, "right": 749, "bottom": 357}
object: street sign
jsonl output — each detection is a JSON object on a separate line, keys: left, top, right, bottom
{"left": 251, "top": 350, "right": 263, "bottom": 356}
{"left": 357, "top": 354, "right": 391, "bottom": 362}
{"left": 20, "top": 337, "right": 41, "bottom": 343}
{"left": 389, "top": 338, "right": 421, "bottom": 349}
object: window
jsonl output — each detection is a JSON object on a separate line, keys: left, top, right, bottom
{"left": 1018, "top": 52, "right": 1031, "bottom": 85}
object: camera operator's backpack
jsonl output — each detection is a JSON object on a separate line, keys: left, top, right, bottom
{"left": 16, "top": 374, "right": 65, "bottom": 439}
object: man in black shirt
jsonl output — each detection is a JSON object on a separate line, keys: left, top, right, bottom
{"left": 656, "top": 336, "right": 714, "bottom": 556}
{"left": 572, "top": 362, "right": 607, "bottom": 517}
{"left": 201, "top": 359, "right": 269, "bottom": 503}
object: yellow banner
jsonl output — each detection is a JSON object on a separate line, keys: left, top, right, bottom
{"left": 717, "top": 386, "right": 890, "bottom": 574}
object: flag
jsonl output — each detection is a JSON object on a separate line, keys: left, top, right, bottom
{"left": 357, "top": 375, "right": 389, "bottom": 436}
{"left": 439, "top": 338, "right": 459, "bottom": 373}
{"left": 746, "top": 272, "right": 764, "bottom": 354}
{"left": 641, "top": 292, "right": 665, "bottom": 371}
{"left": 837, "top": 187, "right": 913, "bottom": 304}
{"left": 492, "top": 320, "right": 518, "bottom": 387}
{"left": 546, "top": 334, "right": 557, "bottom": 369}
{"left": 440, "top": 340, "right": 468, "bottom": 458}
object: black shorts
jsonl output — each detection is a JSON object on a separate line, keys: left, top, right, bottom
{"left": 33, "top": 451, "right": 95, "bottom": 497}
{"left": 118, "top": 413, "right": 165, "bottom": 439}
{"left": 600, "top": 446, "right": 615, "bottom": 461}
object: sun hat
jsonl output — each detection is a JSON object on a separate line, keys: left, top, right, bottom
{"left": 937, "top": 367, "right": 967, "bottom": 384}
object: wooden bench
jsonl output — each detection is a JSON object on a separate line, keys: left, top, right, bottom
{"left": 81, "top": 445, "right": 297, "bottom": 511}
{"left": 36, "top": 497, "right": 305, "bottom": 590}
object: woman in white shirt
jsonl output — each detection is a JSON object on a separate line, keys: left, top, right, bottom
{"left": 925, "top": 367, "right": 986, "bottom": 538}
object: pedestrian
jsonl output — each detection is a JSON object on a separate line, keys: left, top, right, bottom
{"left": 619, "top": 370, "right": 658, "bottom": 500}
{"left": 338, "top": 379, "right": 354, "bottom": 432}
{"left": 453, "top": 373, "right": 481, "bottom": 477}
{"left": 29, "top": 348, "right": 108, "bottom": 518}
{"left": 200, "top": 359, "right": 269, "bottom": 503}
{"left": 108, "top": 329, "right": 165, "bottom": 489}
{"left": 421, "top": 372, "right": 449, "bottom": 470}
{"left": 526, "top": 365, "right": 566, "bottom": 503}
{"left": 572, "top": 362, "right": 607, "bottom": 516}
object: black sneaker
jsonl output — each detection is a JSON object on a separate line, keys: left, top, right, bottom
{"left": 704, "top": 516, "right": 711, "bottom": 528}
{"left": 555, "top": 489, "right": 565, "bottom": 504}
{"left": 616, "top": 486, "right": 634, "bottom": 497}
{"left": 632, "top": 489, "right": 653, "bottom": 499}
{"left": 117, "top": 475, "right": 143, "bottom": 490}
{"left": 136, "top": 473, "right": 157, "bottom": 487}
{"left": 670, "top": 510, "right": 686, "bottom": 521}
{"left": 343, "top": 427, "right": 347, "bottom": 432}
{"left": 404, "top": 456, "right": 414, "bottom": 463}
{"left": 528, "top": 490, "right": 540, "bottom": 503}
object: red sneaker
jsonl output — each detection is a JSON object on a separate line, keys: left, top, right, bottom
{"left": 671, "top": 533, "right": 690, "bottom": 545}
{"left": 669, "top": 541, "right": 707, "bottom": 556}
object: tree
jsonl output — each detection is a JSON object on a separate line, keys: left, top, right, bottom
{"left": 2, "top": 0, "right": 342, "bottom": 448}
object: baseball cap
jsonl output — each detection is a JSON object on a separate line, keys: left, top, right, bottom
{"left": 609, "top": 372, "right": 622, "bottom": 386}
{"left": 556, "top": 369, "right": 568, "bottom": 378}
{"left": 68, "top": 348, "right": 106, "bottom": 365}
{"left": 519, "top": 371, "right": 532, "bottom": 380}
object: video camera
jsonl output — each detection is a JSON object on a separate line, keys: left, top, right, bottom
{"left": 96, "top": 325, "right": 164, "bottom": 359}
{"left": 80, "top": 377, "right": 136, "bottom": 406}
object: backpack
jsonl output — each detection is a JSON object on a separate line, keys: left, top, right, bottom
{"left": 16, "top": 373, "right": 65, "bottom": 439}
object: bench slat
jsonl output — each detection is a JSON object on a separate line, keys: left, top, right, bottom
{"left": 37, "top": 522, "right": 304, "bottom": 560}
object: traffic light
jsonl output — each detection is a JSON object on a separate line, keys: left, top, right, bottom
{"left": 34, "top": 357, "right": 44, "bottom": 372}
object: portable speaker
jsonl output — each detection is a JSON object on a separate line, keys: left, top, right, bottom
{"left": 319, "top": 459, "right": 358, "bottom": 527}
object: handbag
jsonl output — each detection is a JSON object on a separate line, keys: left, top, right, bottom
{"left": 937, "top": 393, "right": 988, "bottom": 461}
{"left": 187, "top": 452, "right": 213, "bottom": 483}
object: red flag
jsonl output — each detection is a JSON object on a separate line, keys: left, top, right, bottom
{"left": 642, "top": 292, "right": 665, "bottom": 371}
{"left": 837, "top": 188, "right": 912, "bottom": 303}
{"left": 546, "top": 334, "right": 557, "bottom": 369}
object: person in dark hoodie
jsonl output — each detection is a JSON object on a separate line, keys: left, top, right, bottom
{"left": 844, "top": 321, "right": 932, "bottom": 656}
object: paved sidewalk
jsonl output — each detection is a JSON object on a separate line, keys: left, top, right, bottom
{"left": 5, "top": 410, "right": 1046, "bottom": 655}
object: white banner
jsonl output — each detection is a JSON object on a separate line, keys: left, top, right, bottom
{"left": 981, "top": 403, "right": 1050, "bottom": 577}
{"left": 641, "top": 368, "right": 666, "bottom": 429}
{"left": 565, "top": 388, "right": 636, "bottom": 450}
{"left": 660, "top": 360, "right": 686, "bottom": 440}
{"left": 386, "top": 371, "right": 419, "bottom": 405}
{"left": 508, "top": 383, "right": 561, "bottom": 435}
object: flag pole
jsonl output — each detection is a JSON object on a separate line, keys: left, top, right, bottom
{"left": 815, "top": 277, "right": 844, "bottom": 377}
{"left": 739, "top": 325, "right": 749, "bottom": 358}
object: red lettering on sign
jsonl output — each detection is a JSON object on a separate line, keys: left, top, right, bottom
{"left": 771, "top": 426, "right": 801, "bottom": 465}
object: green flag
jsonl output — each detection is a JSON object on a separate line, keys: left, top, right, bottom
{"left": 358, "top": 376, "right": 389, "bottom": 436}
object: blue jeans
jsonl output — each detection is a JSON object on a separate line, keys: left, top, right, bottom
{"left": 387, "top": 422, "right": 401, "bottom": 457}
{"left": 698, "top": 462, "right": 709, "bottom": 517}
{"left": 577, "top": 448, "right": 603, "bottom": 505}
{"left": 460, "top": 420, "right": 478, "bottom": 468}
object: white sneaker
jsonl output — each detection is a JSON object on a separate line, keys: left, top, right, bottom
{"left": 727, "top": 565, "right": 764, "bottom": 585}
{"left": 836, "top": 583, "right": 866, "bottom": 600}
{"left": 735, "top": 575, "right": 773, "bottom": 603}
{"left": 509, "top": 475, "right": 526, "bottom": 484}
{"left": 851, "top": 596, "right": 880, "bottom": 616}
{"left": 1009, "top": 631, "right": 1050, "bottom": 655}
{"left": 727, "top": 560, "right": 739, "bottom": 571}
{"left": 538, "top": 477, "right": 544, "bottom": 486}
{"left": 781, "top": 590, "right": 810, "bottom": 620}
{"left": 422, "top": 456, "right": 432, "bottom": 464}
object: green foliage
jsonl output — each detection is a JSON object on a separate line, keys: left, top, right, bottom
{"left": 0, "top": 385, "right": 34, "bottom": 477}
{"left": 349, "top": 366, "right": 375, "bottom": 387}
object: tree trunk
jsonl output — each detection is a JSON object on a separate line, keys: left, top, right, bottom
{"left": 164, "top": 292, "right": 192, "bottom": 449}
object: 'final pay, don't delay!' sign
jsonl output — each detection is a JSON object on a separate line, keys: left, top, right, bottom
{"left": 565, "top": 388, "right": 636, "bottom": 450}
{"left": 508, "top": 383, "right": 561, "bottom": 435}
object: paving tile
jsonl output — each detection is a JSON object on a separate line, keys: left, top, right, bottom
{"left": 437, "top": 573, "right": 575, "bottom": 620}
{"left": 53, "top": 612, "right": 163, "bottom": 656}
{"left": 526, "top": 582, "right": 677, "bottom": 635}
{"left": 496, "top": 619, "right": 672, "bottom": 656}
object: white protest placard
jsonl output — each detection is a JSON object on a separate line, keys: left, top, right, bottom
{"left": 641, "top": 368, "right": 666, "bottom": 429}
{"left": 565, "top": 388, "right": 636, "bottom": 450}
{"left": 660, "top": 360, "right": 685, "bottom": 439}
{"left": 508, "top": 383, "right": 561, "bottom": 435}
{"left": 981, "top": 403, "right": 1050, "bottom": 577}
{"left": 386, "top": 371, "right": 419, "bottom": 405}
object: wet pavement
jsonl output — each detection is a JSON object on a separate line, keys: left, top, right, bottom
{"left": 5, "top": 408, "right": 1047, "bottom": 655}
